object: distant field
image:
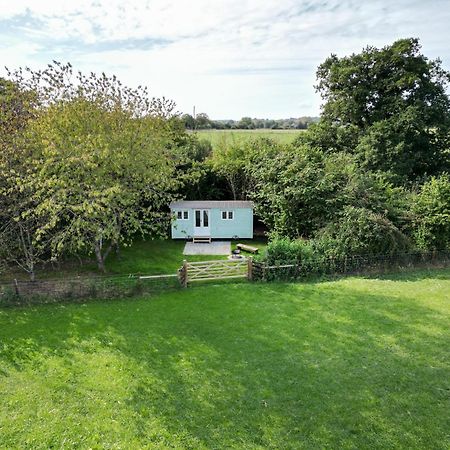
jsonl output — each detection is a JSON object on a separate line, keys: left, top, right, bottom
{"left": 193, "top": 129, "right": 303, "bottom": 148}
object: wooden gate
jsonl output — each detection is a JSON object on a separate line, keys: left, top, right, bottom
{"left": 178, "top": 258, "right": 252, "bottom": 287}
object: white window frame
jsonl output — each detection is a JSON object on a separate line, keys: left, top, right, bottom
{"left": 221, "top": 210, "right": 234, "bottom": 220}
{"left": 176, "top": 210, "right": 189, "bottom": 220}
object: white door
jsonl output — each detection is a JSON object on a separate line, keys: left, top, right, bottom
{"left": 194, "top": 209, "right": 210, "bottom": 236}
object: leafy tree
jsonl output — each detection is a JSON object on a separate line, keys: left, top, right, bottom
{"left": 412, "top": 174, "right": 450, "bottom": 250}
{"left": 210, "top": 137, "right": 280, "bottom": 200}
{"left": 311, "top": 38, "right": 450, "bottom": 182}
{"left": 181, "top": 113, "right": 195, "bottom": 130}
{"left": 3, "top": 62, "right": 180, "bottom": 273}
{"left": 0, "top": 77, "right": 48, "bottom": 280}
{"left": 0, "top": 77, "right": 36, "bottom": 142}
{"left": 237, "top": 117, "right": 254, "bottom": 129}
{"left": 195, "top": 113, "right": 211, "bottom": 129}
{"left": 248, "top": 144, "right": 405, "bottom": 239}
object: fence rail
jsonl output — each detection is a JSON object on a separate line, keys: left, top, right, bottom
{"left": 0, "top": 272, "right": 180, "bottom": 305}
{"left": 252, "top": 250, "right": 450, "bottom": 282}
{"left": 179, "top": 258, "right": 250, "bottom": 287}
{"left": 1, "top": 251, "right": 449, "bottom": 305}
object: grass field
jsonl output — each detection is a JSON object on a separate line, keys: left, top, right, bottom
{"left": 1, "top": 269, "right": 449, "bottom": 448}
{"left": 194, "top": 129, "right": 303, "bottom": 148}
{"left": 0, "top": 238, "right": 268, "bottom": 281}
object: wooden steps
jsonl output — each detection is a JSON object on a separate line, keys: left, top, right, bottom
{"left": 192, "top": 236, "right": 212, "bottom": 244}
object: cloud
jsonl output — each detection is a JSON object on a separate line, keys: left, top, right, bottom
{"left": 0, "top": 0, "right": 449, "bottom": 118}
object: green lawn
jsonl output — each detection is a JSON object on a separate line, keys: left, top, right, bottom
{"left": 0, "top": 238, "right": 267, "bottom": 281}
{"left": 194, "top": 129, "right": 302, "bottom": 148}
{"left": 1, "top": 269, "right": 449, "bottom": 448}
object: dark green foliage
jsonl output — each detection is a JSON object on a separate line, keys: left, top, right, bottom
{"left": 310, "top": 38, "right": 450, "bottom": 182}
{"left": 249, "top": 144, "right": 406, "bottom": 239}
{"left": 266, "top": 206, "right": 411, "bottom": 265}
{"left": 315, "top": 206, "right": 411, "bottom": 257}
{"left": 317, "top": 38, "right": 450, "bottom": 127}
{"left": 413, "top": 174, "right": 450, "bottom": 250}
{"left": 252, "top": 38, "right": 450, "bottom": 262}
{"left": 265, "top": 238, "right": 313, "bottom": 264}
{"left": 181, "top": 112, "right": 318, "bottom": 130}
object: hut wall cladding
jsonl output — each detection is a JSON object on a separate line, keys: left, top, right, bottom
{"left": 170, "top": 200, "right": 254, "bottom": 239}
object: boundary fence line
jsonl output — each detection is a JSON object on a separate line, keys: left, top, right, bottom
{"left": 251, "top": 250, "right": 450, "bottom": 282}
{"left": 1, "top": 250, "right": 449, "bottom": 305}
{"left": 0, "top": 272, "right": 181, "bottom": 305}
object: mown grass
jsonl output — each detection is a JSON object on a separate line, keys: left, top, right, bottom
{"left": 0, "top": 238, "right": 267, "bottom": 282}
{"left": 194, "top": 129, "right": 302, "bottom": 148}
{"left": 1, "top": 269, "right": 449, "bottom": 449}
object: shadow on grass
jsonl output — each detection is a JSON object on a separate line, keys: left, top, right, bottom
{"left": 364, "top": 267, "right": 450, "bottom": 282}
{"left": 0, "top": 275, "right": 449, "bottom": 448}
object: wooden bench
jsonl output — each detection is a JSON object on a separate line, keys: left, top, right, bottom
{"left": 236, "top": 243, "right": 259, "bottom": 254}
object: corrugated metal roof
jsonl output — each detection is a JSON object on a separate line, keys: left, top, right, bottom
{"left": 170, "top": 200, "right": 253, "bottom": 209}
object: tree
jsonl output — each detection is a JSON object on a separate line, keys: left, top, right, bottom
{"left": 0, "top": 78, "right": 48, "bottom": 280}
{"left": 237, "top": 117, "right": 254, "bottom": 129}
{"left": 195, "top": 113, "right": 211, "bottom": 129}
{"left": 412, "top": 174, "right": 450, "bottom": 250}
{"left": 312, "top": 38, "right": 450, "bottom": 182}
{"left": 181, "top": 113, "right": 195, "bottom": 130}
{"left": 210, "top": 137, "right": 280, "bottom": 201}
{"left": 210, "top": 140, "right": 248, "bottom": 200}
{"left": 3, "top": 62, "right": 180, "bottom": 273}
{"left": 247, "top": 144, "right": 407, "bottom": 239}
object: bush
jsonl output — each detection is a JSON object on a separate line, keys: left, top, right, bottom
{"left": 266, "top": 238, "right": 313, "bottom": 265}
{"left": 315, "top": 206, "right": 412, "bottom": 257}
{"left": 413, "top": 174, "right": 450, "bottom": 250}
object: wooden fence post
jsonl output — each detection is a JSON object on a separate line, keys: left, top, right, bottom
{"left": 13, "top": 279, "right": 20, "bottom": 296}
{"left": 247, "top": 257, "right": 253, "bottom": 281}
{"left": 182, "top": 260, "right": 188, "bottom": 288}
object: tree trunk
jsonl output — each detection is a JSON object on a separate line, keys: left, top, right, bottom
{"left": 94, "top": 242, "right": 106, "bottom": 272}
{"left": 94, "top": 240, "right": 114, "bottom": 272}
{"left": 229, "top": 178, "right": 237, "bottom": 200}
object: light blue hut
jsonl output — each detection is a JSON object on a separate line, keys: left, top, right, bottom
{"left": 170, "top": 200, "right": 253, "bottom": 242}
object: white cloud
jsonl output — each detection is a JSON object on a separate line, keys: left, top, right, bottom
{"left": 0, "top": 0, "right": 449, "bottom": 118}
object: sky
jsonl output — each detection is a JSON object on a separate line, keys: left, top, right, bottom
{"left": 0, "top": 0, "right": 449, "bottom": 119}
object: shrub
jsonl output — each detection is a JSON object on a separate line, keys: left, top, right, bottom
{"left": 412, "top": 174, "right": 450, "bottom": 250}
{"left": 266, "top": 238, "right": 313, "bottom": 265}
{"left": 314, "top": 206, "right": 411, "bottom": 257}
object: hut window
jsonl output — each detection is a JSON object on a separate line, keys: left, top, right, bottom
{"left": 221, "top": 211, "right": 234, "bottom": 220}
{"left": 177, "top": 210, "right": 189, "bottom": 220}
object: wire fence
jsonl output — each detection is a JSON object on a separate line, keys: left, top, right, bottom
{"left": 252, "top": 250, "right": 450, "bottom": 281}
{"left": 1, "top": 250, "right": 449, "bottom": 306}
{"left": 0, "top": 273, "right": 180, "bottom": 306}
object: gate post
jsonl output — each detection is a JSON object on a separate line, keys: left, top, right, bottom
{"left": 247, "top": 257, "right": 253, "bottom": 281}
{"left": 13, "top": 278, "right": 20, "bottom": 296}
{"left": 182, "top": 260, "right": 188, "bottom": 288}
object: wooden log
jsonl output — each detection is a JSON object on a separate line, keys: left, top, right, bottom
{"left": 236, "top": 243, "right": 259, "bottom": 254}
